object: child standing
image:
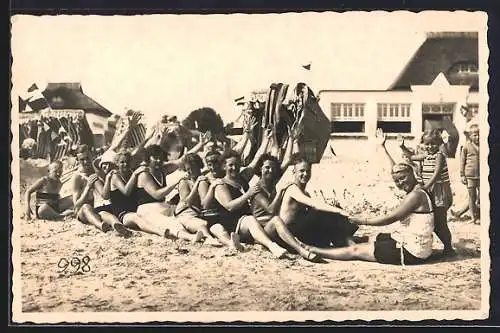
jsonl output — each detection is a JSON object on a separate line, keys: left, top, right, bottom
{"left": 460, "top": 125, "right": 480, "bottom": 224}
{"left": 404, "top": 129, "right": 455, "bottom": 257}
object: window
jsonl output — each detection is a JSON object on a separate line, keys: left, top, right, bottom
{"left": 376, "top": 103, "right": 412, "bottom": 133}
{"left": 448, "top": 62, "right": 478, "bottom": 76}
{"left": 422, "top": 103, "right": 455, "bottom": 114}
{"left": 331, "top": 103, "right": 366, "bottom": 133}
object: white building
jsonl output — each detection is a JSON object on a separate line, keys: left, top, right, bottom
{"left": 318, "top": 32, "right": 479, "bottom": 150}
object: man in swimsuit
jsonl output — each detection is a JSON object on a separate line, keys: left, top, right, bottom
{"left": 25, "top": 161, "right": 73, "bottom": 220}
{"left": 71, "top": 144, "right": 130, "bottom": 235}
{"left": 278, "top": 154, "right": 357, "bottom": 248}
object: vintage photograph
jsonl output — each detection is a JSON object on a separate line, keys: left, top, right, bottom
{"left": 10, "top": 11, "right": 489, "bottom": 323}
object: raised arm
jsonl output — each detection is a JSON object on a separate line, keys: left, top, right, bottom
{"left": 281, "top": 120, "right": 302, "bottom": 172}
{"left": 131, "top": 124, "right": 156, "bottom": 160}
{"left": 423, "top": 152, "right": 445, "bottom": 190}
{"left": 232, "top": 115, "right": 257, "bottom": 157}
{"left": 241, "top": 128, "right": 272, "bottom": 178}
{"left": 162, "top": 132, "right": 209, "bottom": 172}
{"left": 351, "top": 190, "right": 421, "bottom": 226}
{"left": 375, "top": 128, "right": 395, "bottom": 168}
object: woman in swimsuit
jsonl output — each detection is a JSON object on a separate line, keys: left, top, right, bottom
{"left": 306, "top": 163, "right": 435, "bottom": 265}
{"left": 25, "top": 161, "right": 73, "bottom": 220}
{"left": 133, "top": 144, "right": 203, "bottom": 243}
{"left": 174, "top": 153, "right": 222, "bottom": 246}
{"left": 99, "top": 149, "right": 174, "bottom": 238}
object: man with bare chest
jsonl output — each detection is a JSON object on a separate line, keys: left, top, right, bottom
{"left": 279, "top": 154, "right": 358, "bottom": 248}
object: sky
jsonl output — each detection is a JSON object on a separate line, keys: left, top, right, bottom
{"left": 11, "top": 11, "right": 486, "bottom": 124}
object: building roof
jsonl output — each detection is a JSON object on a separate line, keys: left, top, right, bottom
{"left": 389, "top": 32, "right": 478, "bottom": 92}
{"left": 42, "top": 82, "right": 112, "bottom": 117}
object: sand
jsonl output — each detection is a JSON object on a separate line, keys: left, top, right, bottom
{"left": 17, "top": 143, "right": 483, "bottom": 312}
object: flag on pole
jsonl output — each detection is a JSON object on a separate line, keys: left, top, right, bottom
{"left": 19, "top": 83, "right": 51, "bottom": 112}
{"left": 302, "top": 62, "right": 311, "bottom": 71}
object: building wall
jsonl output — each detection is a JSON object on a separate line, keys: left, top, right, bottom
{"left": 318, "top": 82, "right": 478, "bottom": 152}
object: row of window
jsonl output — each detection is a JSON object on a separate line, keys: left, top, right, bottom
{"left": 331, "top": 103, "right": 479, "bottom": 119}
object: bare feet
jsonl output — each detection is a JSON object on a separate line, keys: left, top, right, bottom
{"left": 61, "top": 209, "right": 74, "bottom": 217}
{"left": 230, "top": 232, "right": 245, "bottom": 252}
{"left": 113, "top": 222, "right": 133, "bottom": 237}
{"left": 101, "top": 222, "right": 112, "bottom": 233}
{"left": 192, "top": 231, "right": 204, "bottom": 244}
{"left": 443, "top": 247, "right": 457, "bottom": 258}
{"left": 269, "top": 242, "right": 288, "bottom": 259}
{"left": 163, "top": 228, "right": 171, "bottom": 239}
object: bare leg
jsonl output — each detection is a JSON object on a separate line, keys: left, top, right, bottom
{"left": 468, "top": 185, "right": 479, "bottom": 223}
{"left": 166, "top": 218, "right": 204, "bottom": 244}
{"left": 77, "top": 204, "right": 111, "bottom": 232}
{"left": 434, "top": 207, "right": 455, "bottom": 256}
{"left": 210, "top": 223, "right": 244, "bottom": 251}
{"left": 98, "top": 211, "right": 133, "bottom": 237}
{"left": 451, "top": 204, "right": 469, "bottom": 219}
{"left": 308, "top": 243, "right": 377, "bottom": 262}
{"left": 178, "top": 216, "right": 221, "bottom": 246}
{"left": 37, "top": 203, "right": 68, "bottom": 220}
{"left": 122, "top": 212, "right": 169, "bottom": 237}
{"left": 264, "top": 216, "right": 320, "bottom": 262}
{"left": 238, "top": 216, "right": 287, "bottom": 258}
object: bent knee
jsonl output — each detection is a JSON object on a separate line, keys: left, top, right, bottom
{"left": 209, "top": 223, "right": 226, "bottom": 234}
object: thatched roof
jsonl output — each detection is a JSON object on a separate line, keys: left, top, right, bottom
{"left": 389, "top": 32, "right": 478, "bottom": 92}
{"left": 42, "top": 83, "right": 112, "bottom": 118}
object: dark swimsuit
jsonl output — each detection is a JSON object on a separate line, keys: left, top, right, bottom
{"left": 135, "top": 170, "right": 166, "bottom": 206}
{"left": 203, "top": 178, "right": 250, "bottom": 232}
{"left": 35, "top": 192, "right": 61, "bottom": 217}
{"left": 108, "top": 174, "right": 139, "bottom": 222}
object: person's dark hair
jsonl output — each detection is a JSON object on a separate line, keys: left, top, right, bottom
{"left": 291, "top": 152, "right": 309, "bottom": 166}
{"left": 205, "top": 150, "right": 222, "bottom": 164}
{"left": 421, "top": 129, "right": 443, "bottom": 146}
{"left": 117, "top": 149, "right": 132, "bottom": 163}
{"left": 253, "top": 153, "right": 280, "bottom": 178}
{"left": 183, "top": 153, "right": 204, "bottom": 172}
{"left": 144, "top": 144, "right": 164, "bottom": 162}
{"left": 222, "top": 150, "right": 241, "bottom": 162}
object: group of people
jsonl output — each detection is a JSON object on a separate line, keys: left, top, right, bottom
{"left": 24, "top": 111, "right": 481, "bottom": 266}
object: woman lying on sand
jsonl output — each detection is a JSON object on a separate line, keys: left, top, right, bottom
{"left": 25, "top": 161, "right": 74, "bottom": 220}
{"left": 306, "top": 163, "right": 435, "bottom": 265}
{"left": 132, "top": 144, "right": 204, "bottom": 243}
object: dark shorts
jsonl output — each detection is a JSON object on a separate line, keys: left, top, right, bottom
{"left": 430, "top": 182, "right": 453, "bottom": 209}
{"left": 94, "top": 204, "right": 114, "bottom": 214}
{"left": 35, "top": 201, "right": 60, "bottom": 218}
{"left": 292, "top": 210, "right": 359, "bottom": 248}
{"left": 466, "top": 177, "right": 479, "bottom": 189}
{"left": 373, "top": 233, "right": 427, "bottom": 265}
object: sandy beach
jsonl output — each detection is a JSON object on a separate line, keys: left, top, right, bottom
{"left": 17, "top": 143, "right": 483, "bottom": 312}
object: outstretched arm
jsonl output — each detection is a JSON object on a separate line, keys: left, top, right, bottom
{"left": 24, "top": 177, "right": 47, "bottom": 218}
{"left": 214, "top": 183, "right": 257, "bottom": 212}
{"left": 288, "top": 185, "right": 346, "bottom": 215}
{"left": 351, "top": 190, "right": 421, "bottom": 226}
{"left": 162, "top": 132, "right": 209, "bottom": 172}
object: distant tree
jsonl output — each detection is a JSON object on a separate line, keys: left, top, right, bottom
{"left": 182, "top": 107, "right": 227, "bottom": 141}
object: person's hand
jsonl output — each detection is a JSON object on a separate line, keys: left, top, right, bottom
{"left": 145, "top": 124, "right": 157, "bottom": 140}
{"left": 210, "top": 178, "right": 225, "bottom": 188}
{"left": 106, "top": 169, "right": 117, "bottom": 179}
{"left": 129, "top": 111, "right": 141, "bottom": 128}
{"left": 200, "top": 131, "right": 212, "bottom": 145}
{"left": 87, "top": 174, "right": 99, "bottom": 185}
{"left": 195, "top": 175, "right": 208, "bottom": 184}
{"left": 133, "top": 165, "right": 149, "bottom": 176}
{"left": 396, "top": 134, "right": 405, "bottom": 148}
{"left": 248, "top": 183, "right": 262, "bottom": 196}
{"left": 461, "top": 176, "right": 467, "bottom": 185}
{"left": 375, "top": 128, "right": 386, "bottom": 147}
{"left": 244, "top": 115, "right": 258, "bottom": 133}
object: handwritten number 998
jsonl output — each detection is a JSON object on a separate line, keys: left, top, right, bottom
{"left": 57, "top": 256, "right": 91, "bottom": 273}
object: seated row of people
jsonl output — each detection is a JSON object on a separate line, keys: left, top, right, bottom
{"left": 25, "top": 123, "right": 446, "bottom": 266}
